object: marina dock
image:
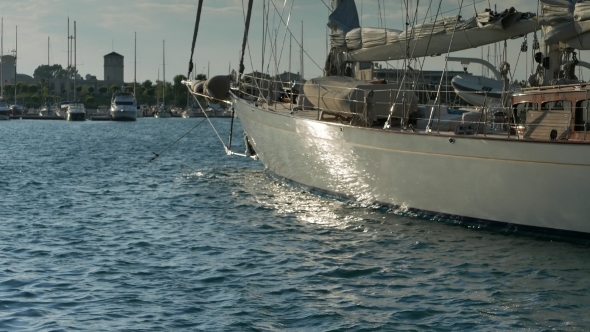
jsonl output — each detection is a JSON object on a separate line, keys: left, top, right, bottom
{"left": 10, "top": 115, "right": 63, "bottom": 120}
{"left": 6, "top": 113, "right": 233, "bottom": 120}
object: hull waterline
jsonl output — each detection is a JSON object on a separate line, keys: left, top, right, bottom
{"left": 110, "top": 110, "right": 137, "bottom": 121}
{"left": 67, "top": 113, "right": 86, "bottom": 121}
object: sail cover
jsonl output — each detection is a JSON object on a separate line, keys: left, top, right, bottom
{"left": 337, "top": 7, "right": 538, "bottom": 62}
{"left": 303, "top": 76, "right": 418, "bottom": 122}
{"left": 328, "top": 0, "right": 360, "bottom": 48}
{"left": 541, "top": 0, "right": 590, "bottom": 49}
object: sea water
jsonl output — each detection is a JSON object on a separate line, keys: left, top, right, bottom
{"left": 1, "top": 118, "right": 589, "bottom": 331}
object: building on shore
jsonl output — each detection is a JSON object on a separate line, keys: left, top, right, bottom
{"left": 103, "top": 52, "right": 124, "bottom": 84}
{"left": 0, "top": 52, "right": 126, "bottom": 102}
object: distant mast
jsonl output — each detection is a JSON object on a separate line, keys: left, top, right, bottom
{"left": 134, "top": 32, "right": 136, "bottom": 96}
{"left": 74, "top": 21, "right": 76, "bottom": 101}
{"left": 14, "top": 25, "right": 16, "bottom": 105}
{"left": 1, "top": 17, "right": 3, "bottom": 98}
{"left": 67, "top": 18, "right": 70, "bottom": 100}
{"left": 157, "top": 68, "right": 159, "bottom": 105}
{"left": 162, "top": 40, "right": 165, "bottom": 106}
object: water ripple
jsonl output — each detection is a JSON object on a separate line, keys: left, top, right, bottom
{"left": 0, "top": 119, "right": 589, "bottom": 330}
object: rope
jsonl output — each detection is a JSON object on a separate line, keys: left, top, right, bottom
{"left": 148, "top": 117, "right": 207, "bottom": 162}
{"left": 187, "top": 0, "right": 204, "bottom": 79}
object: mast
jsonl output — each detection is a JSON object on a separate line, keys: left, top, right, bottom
{"left": 74, "top": 21, "right": 76, "bottom": 101}
{"left": 162, "top": 40, "right": 165, "bottom": 106}
{"left": 300, "top": 21, "right": 303, "bottom": 81}
{"left": 134, "top": 31, "right": 136, "bottom": 96}
{"left": 67, "top": 18, "right": 70, "bottom": 100}
{"left": 67, "top": 18, "right": 70, "bottom": 69}
{"left": 14, "top": 25, "right": 16, "bottom": 105}
{"left": 48, "top": 36, "right": 49, "bottom": 66}
{"left": 1, "top": 17, "right": 3, "bottom": 98}
{"left": 157, "top": 68, "right": 159, "bottom": 104}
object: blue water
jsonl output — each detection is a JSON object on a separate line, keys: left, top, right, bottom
{"left": 1, "top": 118, "right": 590, "bottom": 331}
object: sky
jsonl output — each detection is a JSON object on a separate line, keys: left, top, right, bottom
{"left": 2, "top": 0, "right": 588, "bottom": 84}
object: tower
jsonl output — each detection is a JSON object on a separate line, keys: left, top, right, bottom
{"left": 103, "top": 52, "right": 124, "bottom": 83}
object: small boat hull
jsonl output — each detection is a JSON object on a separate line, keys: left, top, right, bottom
{"left": 451, "top": 75, "right": 509, "bottom": 107}
{"left": 67, "top": 112, "right": 86, "bottom": 121}
{"left": 110, "top": 110, "right": 137, "bottom": 121}
{"left": 154, "top": 112, "right": 172, "bottom": 118}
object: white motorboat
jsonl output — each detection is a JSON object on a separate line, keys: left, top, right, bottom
{"left": 183, "top": 0, "right": 590, "bottom": 240}
{"left": 66, "top": 102, "right": 86, "bottom": 121}
{"left": 109, "top": 92, "right": 137, "bottom": 121}
{"left": 55, "top": 101, "right": 69, "bottom": 119}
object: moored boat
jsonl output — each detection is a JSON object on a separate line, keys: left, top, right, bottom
{"left": 66, "top": 102, "right": 86, "bottom": 121}
{"left": 109, "top": 92, "right": 137, "bottom": 121}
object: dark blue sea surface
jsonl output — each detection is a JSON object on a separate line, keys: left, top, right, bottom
{"left": 1, "top": 117, "right": 589, "bottom": 331}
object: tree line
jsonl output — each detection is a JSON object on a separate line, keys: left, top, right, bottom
{"left": 1, "top": 64, "right": 208, "bottom": 109}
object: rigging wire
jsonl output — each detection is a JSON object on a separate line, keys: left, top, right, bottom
{"left": 421, "top": 0, "right": 486, "bottom": 22}
{"left": 241, "top": 0, "right": 267, "bottom": 104}
{"left": 148, "top": 117, "right": 208, "bottom": 162}
{"left": 268, "top": 1, "right": 325, "bottom": 72}
{"left": 187, "top": 0, "right": 204, "bottom": 79}
{"left": 425, "top": 0, "right": 466, "bottom": 133}
{"left": 268, "top": 0, "right": 295, "bottom": 90}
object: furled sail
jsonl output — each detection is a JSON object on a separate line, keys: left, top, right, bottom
{"left": 303, "top": 76, "right": 418, "bottom": 125}
{"left": 337, "top": 8, "right": 538, "bottom": 62}
{"left": 540, "top": 0, "right": 590, "bottom": 49}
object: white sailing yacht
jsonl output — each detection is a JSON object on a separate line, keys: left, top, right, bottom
{"left": 185, "top": 0, "right": 590, "bottom": 240}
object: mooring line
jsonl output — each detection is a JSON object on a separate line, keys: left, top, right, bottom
{"left": 148, "top": 117, "right": 208, "bottom": 162}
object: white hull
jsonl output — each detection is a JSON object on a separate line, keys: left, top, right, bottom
{"left": 110, "top": 110, "right": 137, "bottom": 121}
{"left": 232, "top": 96, "right": 590, "bottom": 238}
{"left": 66, "top": 112, "right": 86, "bottom": 121}
{"left": 154, "top": 112, "right": 172, "bottom": 118}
